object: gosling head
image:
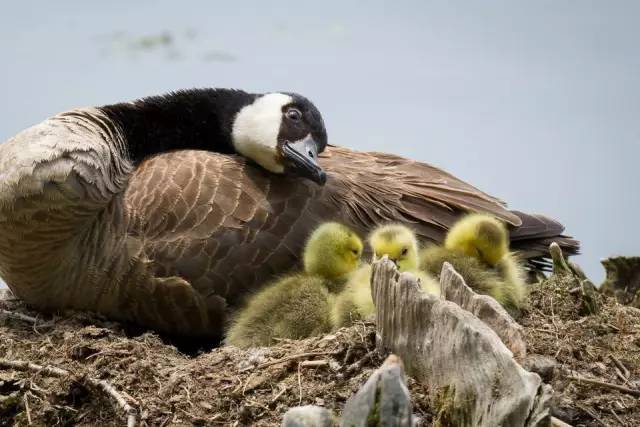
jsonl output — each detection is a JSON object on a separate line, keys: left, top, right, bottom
{"left": 232, "top": 92, "right": 327, "bottom": 185}
{"left": 444, "top": 213, "right": 509, "bottom": 267}
{"left": 369, "top": 224, "right": 419, "bottom": 272}
{"left": 303, "top": 222, "right": 363, "bottom": 281}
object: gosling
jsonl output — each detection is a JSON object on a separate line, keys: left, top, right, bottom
{"left": 420, "top": 213, "right": 527, "bottom": 313}
{"left": 225, "top": 222, "right": 363, "bottom": 348}
{"left": 333, "top": 224, "right": 440, "bottom": 328}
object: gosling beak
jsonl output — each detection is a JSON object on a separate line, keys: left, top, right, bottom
{"left": 282, "top": 136, "right": 327, "bottom": 185}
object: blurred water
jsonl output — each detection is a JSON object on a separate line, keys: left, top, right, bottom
{"left": 1, "top": 1, "right": 639, "bottom": 288}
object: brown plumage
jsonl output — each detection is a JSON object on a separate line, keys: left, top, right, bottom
{"left": 0, "top": 108, "right": 578, "bottom": 339}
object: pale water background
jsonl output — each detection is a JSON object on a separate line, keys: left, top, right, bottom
{"left": 1, "top": 1, "right": 638, "bottom": 287}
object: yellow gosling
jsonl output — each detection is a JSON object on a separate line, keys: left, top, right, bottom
{"left": 225, "top": 222, "right": 363, "bottom": 348}
{"left": 333, "top": 224, "right": 440, "bottom": 328}
{"left": 420, "top": 214, "right": 527, "bottom": 314}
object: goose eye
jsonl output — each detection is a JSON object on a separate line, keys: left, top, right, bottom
{"left": 352, "top": 249, "right": 359, "bottom": 255}
{"left": 286, "top": 108, "right": 302, "bottom": 121}
{"left": 401, "top": 247, "right": 408, "bottom": 256}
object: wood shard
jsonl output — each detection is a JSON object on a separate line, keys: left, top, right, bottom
{"left": 371, "top": 257, "right": 551, "bottom": 427}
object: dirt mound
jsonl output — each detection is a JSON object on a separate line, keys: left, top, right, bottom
{"left": 1, "top": 270, "right": 639, "bottom": 426}
{"left": 522, "top": 274, "right": 640, "bottom": 425}
{"left": 0, "top": 304, "right": 433, "bottom": 426}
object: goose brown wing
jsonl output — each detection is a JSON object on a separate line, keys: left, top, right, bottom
{"left": 321, "top": 147, "right": 579, "bottom": 266}
{"left": 320, "top": 146, "right": 522, "bottom": 243}
{"left": 507, "top": 210, "right": 580, "bottom": 265}
{"left": 125, "top": 150, "right": 334, "bottom": 307}
{"left": 125, "top": 146, "right": 580, "bottom": 308}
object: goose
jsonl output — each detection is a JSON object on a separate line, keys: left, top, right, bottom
{"left": 333, "top": 224, "right": 440, "bottom": 328}
{"left": 226, "top": 222, "right": 362, "bottom": 348}
{"left": 420, "top": 214, "right": 528, "bottom": 312}
{"left": 0, "top": 88, "right": 578, "bottom": 339}
{"left": 368, "top": 224, "right": 440, "bottom": 295}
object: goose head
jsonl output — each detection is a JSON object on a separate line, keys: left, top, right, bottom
{"left": 232, "top": 92, "right": 328, "bottom": 185}
{"left": 369, "top": 224, "right": 420, "bottom": 272}
{"left": 444, "top": 213, "right": 509, "bottom": 267}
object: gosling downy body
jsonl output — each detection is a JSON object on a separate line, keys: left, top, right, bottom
{"left": 0, "top": 88, "right": 578, "bottom": 338}
{"left": 420, "top": 214, "right": 527, "bottom": 312}
{"left": 225, "top": 222, "right": 362, "bottom": 348}
{"left": 333, "top": 224, "right": 440, "bottom": 328}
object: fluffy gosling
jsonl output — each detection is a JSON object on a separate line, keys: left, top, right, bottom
{"left": 333, "top": 224, "right": 440, "bottom": 328}
{"left": 420, "top": 213, "right": 527, "bottom": 313}
{"left": 225, "top": 222, "right": 363, "bottom": 348}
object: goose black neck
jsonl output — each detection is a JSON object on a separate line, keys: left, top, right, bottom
{"left": 99, "top": 88, "right": 257, "bottom": 164}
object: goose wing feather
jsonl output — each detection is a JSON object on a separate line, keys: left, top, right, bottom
{"left": 126, "top": 146, "right": 569, "bottom": 308}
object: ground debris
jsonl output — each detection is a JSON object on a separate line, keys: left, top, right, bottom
{"left": 0, "top": 302, "right": 402, "bottom": 425}
{"left": 1, "top": 264, "right": 639, "bottom": 425}
{"left": 521, "top": 267, "right": 640, "bottom": 426}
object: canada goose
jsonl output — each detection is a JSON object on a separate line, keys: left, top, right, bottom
{"left": 332, "top": 224, "right": 440, "bottom": 328}
{"left": 368, "top": 224, "right": 440, "bottom": 295}
{"left": 420, "top": 214, "right": 527, "bottom": 312}
{"left": 225, "top": 222, "right": 362, "bottom": 348}
{"left": 0, "top": 88, "right": 578, "bottom": 339}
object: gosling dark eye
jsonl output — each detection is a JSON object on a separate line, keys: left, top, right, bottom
{"left": 352, "top": 249, "right": 359, "bottom": 255}
{"left": 401, "top": 248, "right": 408, "bottom": 256}
{"left": 285, "top": 108, "right": 302, "bottom": 121}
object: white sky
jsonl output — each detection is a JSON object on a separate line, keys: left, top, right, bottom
{"left": 1, "top": 0, "right": 638, "bottom": 284}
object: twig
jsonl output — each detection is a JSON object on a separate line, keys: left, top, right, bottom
{"left": 297, "top": 364, "right": 303, "bottom": 405}
{"left": 23, "top": 392, "right": 32, "bottom": 425}
{"left": 94, "top": 380, "right": 137, "bottom": 427}
{"left": 0, "top": 309, "right": 42, "bottom": 325}
{"left": 606, "top": 323, "right": 620, "bottom": 332}
{"left": 550, "top": 416, "right": 573, "bottom": 427}
{"left": 238, "top": 350, "right": 338, "bottom": 373}
{"left": 241, "top": 373, "right": 255, "bottom": 396}
{"left": 85, "top": 350, "right": 132, "bottom": 360}
{"left": 0, "top": 358, "right": 138, "bottom": 427}
{"left": 610, "top": 408, "right": 625, "bottom": 426}
{"left": 610, "top": 354, "right": 630, "bottom": 379}
{"left": 271, "top": 386, "right": 287, "bottom": 403}
{"left": 345, "top": 350, "right": 377, "bottom": 375}
{"left": 298, "top": 360, "right": 328, "bottom": 369}
{"left": 576, "top": 404, "right": 607, "bottom": 427}
{"left": 614, "top": 368, "right": 629, "bottom": 385}
{"left": 568, "top": 375, "right": 640, "bottom": 397}
{"left": 532, "top": 328, "right": 557, "bottom": 336}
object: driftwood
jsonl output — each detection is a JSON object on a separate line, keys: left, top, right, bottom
{"left": 372, "top": 258, "right": 551, "bottom": 426}
{"left": 600, "top": 256, "right": 640, "bottom": 306}
{"left": 439, "top": 262, "right": 527, "bottom": 359}
{"left": 282, "top": 405, "right": 334, "bottom": 427}
{"left": 339, "top": 354, "right": 412, "bottom": 427}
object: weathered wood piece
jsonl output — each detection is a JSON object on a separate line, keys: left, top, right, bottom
{"left": 600, "top": 256, "right": 640, "bottom": 306}
{"left": 282, "top": 405, "right": 334, "bottom": 427}
{"left": 339, "top": 354, "right": 412, "bottom": 427}
{"left": 439, "top": 262, "right": 527, "bottom": 359}
{"left": 372, "top": 258, "right": 551, "bottom": 427}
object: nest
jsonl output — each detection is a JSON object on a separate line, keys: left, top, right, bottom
{"left": 1, "top": 269, "right": 640, "bottom": 426}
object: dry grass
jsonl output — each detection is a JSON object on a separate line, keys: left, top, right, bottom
{"left": 1, "top": 269, "right": 639, "bottom": 426}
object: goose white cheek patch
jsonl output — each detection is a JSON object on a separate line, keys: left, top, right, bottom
{"left": 231, "top": 93, "right": 293, "bottom": 173}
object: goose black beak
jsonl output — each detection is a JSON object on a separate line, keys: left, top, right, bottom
{"left": 282, "top": 136, "right": 327, "bottom": 185}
